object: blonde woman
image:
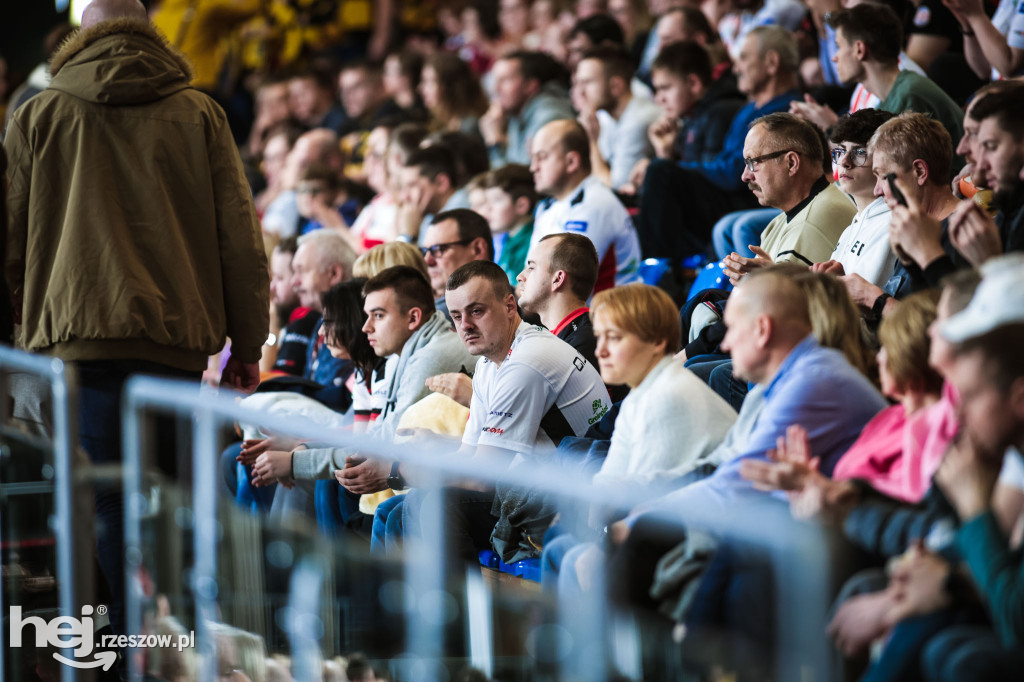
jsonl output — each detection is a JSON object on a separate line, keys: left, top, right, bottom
{"left": 352, "top": 241, "right": 429, "bottom": 281}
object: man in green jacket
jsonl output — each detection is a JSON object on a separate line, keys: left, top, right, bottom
{"left": 3, "top": 0, "right": 269, "bottom": 640}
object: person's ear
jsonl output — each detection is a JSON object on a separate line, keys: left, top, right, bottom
{"left": 513, "top": 195, "right": 532, "bottom": 217}
{"left": 408, "top": 306, "right": 423, "bottom": 329}
{"left": 764, "top": 49, "right": 780, "bottom": 75}
{"left": 436, "top": 172, "right": 452, "bottom": 194}
{"left": 1008, "top": 376, "right": 1024, "bottom": 423}
{"left": 551, "top": 268, "right": 567, "bottom": 292}
{"left": 609, "top": 74, "right": 628, "bottom": 99}
{"left": 685, "top": 73, "right": 704, "bottom": 97}
{"left": 566, "top": 151, "right": 582, "bottom": 175}
{"left": 505, "top": 292, "right": 518, "bottom": 314}
{"left": 787, "top": 150, "right": 801, "bottom": 175}
{"left": 755, "top": 313, "right": 772, "bottom": 348}
{"left": 327, "top": 263, "right": 345, "bottom": 285}
{"left": 853, "top": 39, "right": 867, "bottom": 62}
{"left": 470, "top": 237, "right": 489, "bottom": 259}
{"left": 912, "top": 159, "right": 930, "bottom": 187}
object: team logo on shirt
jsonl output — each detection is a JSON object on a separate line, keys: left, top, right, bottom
{"left": 587, "top": 399, "right": 610, "bottom": 425}
{"left": 488, "top": 410, "right": 513, "bottom": 418}
{"left": 482, "top": 427, "right": 505, "bottom": 435}
{"left": 913, "top": 6, "right": 930, "bottom": 26}
{"left": 573, "top": 357, "right": 585, "bottom": 371}
{"left": 564, "top": 220, "right": 588, "bottom": 233}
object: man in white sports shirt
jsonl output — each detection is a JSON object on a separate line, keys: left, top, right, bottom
{"left": 529, "top": 119, "right": 642, "bottom": 292}
{"left": 404, "top": 260, "right": 612, "bottom": 564}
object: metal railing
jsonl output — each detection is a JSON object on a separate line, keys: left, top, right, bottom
{"left": 117, "top": 375, "right": 838, "bottom": 682}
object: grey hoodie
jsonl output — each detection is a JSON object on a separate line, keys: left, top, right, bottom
{"left": 292, "top": 311, "right": 474, "bottom": 479}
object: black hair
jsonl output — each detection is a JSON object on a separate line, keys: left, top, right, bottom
{"left": 320, "top": 279, "right": 377, "bottom": 379}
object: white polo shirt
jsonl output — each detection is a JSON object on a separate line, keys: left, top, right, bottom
{"left": 831, "top": 196, "right": 898, "bottom": 288}
{"left": 531, "top": 175, "right": 642, "bottom": 292}
{"left": 463, "top": 321, "right": 611, "bottom": 456}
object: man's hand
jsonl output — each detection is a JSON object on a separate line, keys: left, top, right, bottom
{"left": 238, "top": 435, "right": 303, "bottom": 465}
{"left": 788, "top": 94, "right": 839, "bottom": 131}
{"left": 889, "top": 177, "right": 947, "bottom": 268}
{"left": 425, "top": 372, "right": 474, "bottom": 408}
{"left": 811, "top": 260, "right": 845, "bottom": 276}
{"left": 839, "top": 273, "right": 885, "bottom": 311}
{"left": 949, "top": 200, "right": 1002, "bottom": 268}
{"left": 648, "top": 114, "right": 679, "bottom": 159}
{"left": 336, "top": 455, "right": 391, "bottom": 495}
{"left": 221, "top": 356, "right": 260, "bottom": 394}
{"left": 827, "top": 589, "right": 899, "bottom": 658}
{"left": 251, "top": 450, "right": 294, "bottom": 487}
{"left": 577, "top": 108, "right": 601, "bottom": 142}
{"left": 942, "top": 0, "right": 986, "bottom": 21}
{"left": 480, "top": 102, "right": 508, "bottom": 147}
{"left": 621, "top": 158, "right": 652, "bottom": 195}
{"left": 723, "top": 246, "right": 773, "bottom": 285}
{"left": 884, "top": 544, "right": 953, "bottom": 626}
{"left": 952, "top": 163, "right": 974, "bottom": 199}
{"left": 935, "top": 433, "right": 1003, "bottom": 521}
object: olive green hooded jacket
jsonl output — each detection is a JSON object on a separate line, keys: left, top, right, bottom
{"left": 3, "top": 18, "right": 268, "bottom": 371}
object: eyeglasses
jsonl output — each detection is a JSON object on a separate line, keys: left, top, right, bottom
{"left": 830, "top": 147, "right": 869, "bottom": 167}
{"left": 743, "top": 149, "right": 796, "bottom": 172}
{"left": 420, "top": 239, "right": 472, "bottom": 258}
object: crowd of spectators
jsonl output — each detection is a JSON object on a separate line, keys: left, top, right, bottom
{"left": 4, "top": 0, "right": 1024, "bottom": 679}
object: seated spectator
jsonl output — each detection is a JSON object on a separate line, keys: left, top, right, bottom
{"left": 255, "top": 122, "right": 305, "bottom": 217}
{"left": 294, "top": 163, "right": 362, "bottom": 236}
{"left": 264, "top": 236, "right": 313, "bottom": 376}
{"left": 382, "top": 48, "right": 426, "bottom": 119}
{"left": 421, "top": 209, "right": 495, "bottom": 321}
{"left": 353, "top": 242, "right": 430, "bottom": 283}
{"left": 717, "top": 0, "right": 807, "bottom": 61}
{"left": 530, "top": 119, "right": 642, "bottom": 290}
{"left": 262, "top": 128, "right": 345, "bottom": 238}
{"left": 481, "top": 51, "right": 575, "bottom": 168}
{"left": 608, "top": 0, "right": 652, "bottom": 67}
{"left": 288, "top": 65, "right": 345, "bottom": 130}
{"left": 636, "top": 25, "right": 801, "bottom": 261}
{"left": 640, "top": 7, "right": 731, "bottom": 83}
{"left": 247, "top": 74, "right": 294, "bottom": 159}
{"left": 574, "top": 45, "right": 659, "bottom": 190}
{"left": 722, "top": 112, "right": 857, "bottom": 282}
{"left": 466, "top": 171, "right": 490, "bottom": 217}
{"left": 483, "top": 164, "right": 537, "bottom": 283}
{"left": 395, "top": 145, "right": 466, "bottom": 243}
{"left": 810, "top": 108, "right": 898, "bottom": 288}
{"left": 828, "top": 3, "right": 963, "bottom": 155}
{"left": 420, "top": 52, "right": 489, "bottom": 135}
{"left": 348, "top": 122, "right": 401, "bottom": 251}
{"left": 846, "top": 113, "right": 962, "bottom": 319}
{"left": 566, "top": 13, "right": 626, "bottom": 69}
{"left": 947, "top": 0, "right": 1024, "bottom": 80}
{"left": 422, "top": 129, "right": 490, "bottom": 209}
{"left": 337, "top": 60, "right": 403, "bottom": 174}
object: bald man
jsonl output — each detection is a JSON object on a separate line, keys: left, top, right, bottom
{"left": 4, "top": 0, "right": 268, "bottom": 638}
{"left": 529, "top": 119, "right": 642, "bottom": 291}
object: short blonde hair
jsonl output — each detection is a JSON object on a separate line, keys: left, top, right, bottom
{"left": 352, "top": 241, "right": 429, "bottom": 281}
{"left": 790, "top": 269, "right": 875, "bottom": 379}
{"left": 590, "top": 283, "right": 681, "bottom": 353}
{"left": 868, "top": 113, "right": 952, "bottom": 188}
{"left": 879, "top": 290, "right": 943, "bottom": 393}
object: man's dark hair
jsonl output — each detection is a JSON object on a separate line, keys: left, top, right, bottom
{"left": 676, "top": 7, "right": 717, "bottom": 44}
{"left": 424, "top": 131, "right": 490, "bottom": 186}
{"left": 828, "top": 4, "right": 902, "bottom": 66}
{"left": 390, "top": 122, "right": 430, "bottom": 158}
{"left": 957, "top": 322, "right": 1024, "bottom": 392}
{"left": 580, "top": 44, "right": 635, "bottom": 83}
{"left": 292, "top": 63, "right": 337, "bottom": 92}
{"left": 387, "top": 47, "right": 424, "bottom": 88}
{"left": 970, "top": 88, "right": 1024, "bottom": 142}
{"left": 569, "top": 14, "right": 625, "bottom": 47}
{"left": 503, "top": 50, "right": 571, "bottom": 89}
{"left": 275, "top": 235, "right": 299, "bottom": 256}
{"left": 486, "top": 164, "right": 539, "bottom": 210}
{"left": 363, "top": 265, "right": 436, "bottom": 317}
{"left": 446, "top": 260, "right": 516, "bottom": 300}
{"left": 340, "top": 58, "right": 383, "bottom": 80}
{"left": 651, "top": 40, "right": 713, "bottom": 86}
{"left": 432, "top": 208, "right": 496, "bottom": 261}
{"left": 344, "top": 653, "right": 376, "bottom": 682}
{"left": 321, "top": 279, "right": 377, "bottom": 378}
{"left": 828, "top": 108, "right": 897, "bottom": 146}
{"left": 558, "top": 120, "right": 593, "bottom": 175}
{"left": 540, "top": 233, "right": 600, "bottom": 300}
{"left": 405, "top": 145, "right": 458, "bottom": 185}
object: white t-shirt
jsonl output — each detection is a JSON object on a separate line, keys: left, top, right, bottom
{"left": 531, "top": 175, "right": 642, "bottom": 291}
{"left": 463, "top": 321, "right": 611, "bottom": 456}
{"left": 831, "top": 196, "right": 898, "bottom": 288}
{"left": 991, "top": 0, "right": 1024, "bottom": 78}
{"left": 999, "top": 447, "right": 1024, "bottom": 491}
{"left": 596, "top": 96, "right": 660, "bottom": 189}
{"left": 350, "top": 193, "right": 398, "bottom": 250}
{"left": 593, "top": 357, "right": 737, "bottom": 489}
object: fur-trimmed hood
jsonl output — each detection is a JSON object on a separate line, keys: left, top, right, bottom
{"left": 48, "top": 18, "right": 194, "bottom": 105}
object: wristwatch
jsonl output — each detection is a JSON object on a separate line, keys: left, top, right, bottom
{"left": 387, "top": 461, "right": 406, "bottom": 491}
{"left": 871, "top": 292, "right": 891, "bottom": 320}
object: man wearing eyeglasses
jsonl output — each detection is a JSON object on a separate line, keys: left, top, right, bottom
{"left": 421, "top": 209, "right": 495, "bottom": 323}
{"left": 722, "top": 112, "right": 857, "bottom": 284}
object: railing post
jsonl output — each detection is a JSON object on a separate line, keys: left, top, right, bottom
{"left": 192, "top": 410, "right": 220, "bottom": 682}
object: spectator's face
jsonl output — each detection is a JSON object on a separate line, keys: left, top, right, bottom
{"left": 871, "top": 151, "right": 919, "bottom": 210}
{"left": 447, "top": 277, "right": 517, "bottom": 359}
{"left": 734, "top": 35, "right": 768, "bottom": 96}
{"left": 470, "top": 187, "right": 490, "bottom": 217}
{"left": 530, "top": 127, "right": 572, "bottom": 196}
{"left": 485, "top": 187, "right": 524, "bottom": 233}
{"left": 949, "top": 349, "right": 1020, "bottom": 458}
{"left": 720, "top": 287, "right": 765, "bottom": 383}
{"left": 655, "top": 13, "right": 687, "bottom": 48}
{"left": 423, "top": 219, "right": 478, "bottom": 295}
{"left": 364, "top": 127, "right": 391, "bottom": 194}
{"left": 832, "top": 29, "right": 862, "bottom": 86}
{"left": 593, "top": 309, "right": 665, "bottom": 388}
{"left": 499, "top": 0, "right": 530, "bottom": 37}
{"left": 288, "top": 77, "right": 326, "bottom": 125}
{"left": 574, "top": 59, "right": 614, "bottom": 112}
{"left": 957, "top": 109, "right": 983, "bottom": 183}
{"left": 740, "top": 125, "right": 791, "bottom": 209}
{"left": 516, "top": 237, "right": 557, "bottom": 314}
{"left": 974, "top": 117, "right": 1024, "bottom": 196}
{"left": 399, "top": 166, "right": 445, "bottom": 214}
{"left": 830, "top": 140, "right": 874, "bottom": 199}
{"left": 493, "top": 59, "right": 530, "bottom": 115}
{"left": 363, "top": 289, "right": 415, "bottom": 357}
{"left": 339, "top": 68, "right": 380, "bottom": 120}
{"left": 567, "top": 32, "right": 595, "bottom": 71}
{"left": 876, "top": 346, "right": 900, "bottom": 399}
{"left": 262, "top": 134, "right": 291, "bottom": 188}
{"left": 577, "top": 0, "right": 607, "bottom": 19}
{"left": 420, "top": 65, "right": 441, "bottom": 111}
{"left": 256, "top": 83, "right": 291, "bottom": 126}
{"left": 651, "top": 68, "right": 697, "bottom": 118}
{"left": 609, "top": 0, "right": 634, "bottom": 36}
{"left": 269, "top": 249, "right": 299, "bottom": 308}
{"left": 383, "top": 55, "right": 407, "bottom": 98}
{"left": 290, "top": 244, "right": 335, "bottom": 311}
{"left": 295, "top": 180, "right": 333, "bottom": 219}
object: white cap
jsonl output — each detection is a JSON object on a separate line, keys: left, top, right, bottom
{"left": 941, "top": 253, "right": 1024, "bottom": 343}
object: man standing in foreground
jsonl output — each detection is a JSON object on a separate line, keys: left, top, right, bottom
{"left": 3, "top": 0, "right": 269, "bottom": 638}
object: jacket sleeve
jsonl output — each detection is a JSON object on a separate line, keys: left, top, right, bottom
{"left": 2, "top": 118, "right": 30, "bottom": 317}
{"left": 207, "top": 106, "right": 270, "bottom": 363}
{"left": 292, "top": 445, "right": 351, "bottom": 480}
{"left": 955, "top": 511, "right": 1024, "bottom": 648}
{"left": 677, "top": 104, "right": 750, "bottom": 192}
{"left": 842, "top": 484, "right": 958, "bottom": 557}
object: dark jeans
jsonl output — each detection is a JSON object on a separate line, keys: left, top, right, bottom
{"left": 637, "top": 159, "right": 758, "bottom": 262}
{"left": 77, "top": 359, "right": 200, "bottom": 638}
{"left": 314, "top": 479, "right": 370, "bottom": 540}
{"left": 405, "top": 487, "right": 499, "bottom": 563}
{"left": 922, "top": 624, "right": 1024, "bottom": 682}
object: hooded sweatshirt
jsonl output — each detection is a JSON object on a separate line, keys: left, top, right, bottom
{"left": 4, "top": 18, "right": 269, "bottom": 370}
